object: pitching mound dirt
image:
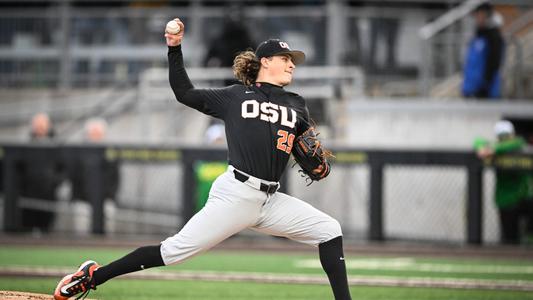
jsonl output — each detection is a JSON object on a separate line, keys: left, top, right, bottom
{"left": 0, "top": 291, "right": 95, "bottom": 300}
{"left": 0, "top": 291, "right": 53, "bottom": 299}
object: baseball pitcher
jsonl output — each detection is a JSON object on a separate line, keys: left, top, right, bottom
{"left": 54, "top": 18, "right": 351, "bottom": 300}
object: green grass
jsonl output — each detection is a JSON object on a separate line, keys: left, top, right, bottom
{"left": 2, "top": 277, "right": 533, "bottom": 300}
{"left": 1, "top": 246, "right": 533, "bottom": 299}
{"left": 1, "top": 246, "right": 533, "bottom": 281}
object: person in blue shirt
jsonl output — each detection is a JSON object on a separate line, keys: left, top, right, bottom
{"left": 462, "top": 2, "right": 504, "bottom": 99}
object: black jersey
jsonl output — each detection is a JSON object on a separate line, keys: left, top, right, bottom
{"left": 168, "top": 45, "right": 311, "bottom": 182}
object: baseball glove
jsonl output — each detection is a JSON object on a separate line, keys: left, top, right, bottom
{"left": 291, "top": 127, "right": 333, "bottom": 185}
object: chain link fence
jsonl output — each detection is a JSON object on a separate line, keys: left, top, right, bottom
{"left": 288, "top": 165, "right": 369, "bottom": 239}
{"left": 384, "top": 166, "right": 468, "bottom": 242}
{"left": 1, "top": 145, "right": 526, "bottom": 246}
{"left": 111, "top": 162, "right": 184, "bottom": 235}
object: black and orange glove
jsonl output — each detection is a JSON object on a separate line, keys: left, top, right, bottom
{"left": 291, "top": 127, "right": 333, "bottom": 185}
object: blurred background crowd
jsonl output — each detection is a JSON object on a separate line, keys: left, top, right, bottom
{"left": 0, "top": 0, "right": 531, "bottom": 97}
{"left": 0, "top": 0, "right": 532, "bottom": 248}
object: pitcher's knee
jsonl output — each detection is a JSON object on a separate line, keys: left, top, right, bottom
{"left": 329, "top": 218, "right": 343, "bottom": 237}
{"left": 160, "top": 235, "right": 206, "bottom": 266}
{"left": 321, "top": 218, "right": 342, "bottom": 242}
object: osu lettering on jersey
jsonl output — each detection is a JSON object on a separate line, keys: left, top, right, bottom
{"left": 168, "top": 45, "right": 311, "bottom": 182}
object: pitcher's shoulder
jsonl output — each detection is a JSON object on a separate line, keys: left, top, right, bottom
{"left": 227, "top": 84, "right": 255, "bottom": 94}
{"left": 283, "top": 90, "right": 306, "bottom": 106}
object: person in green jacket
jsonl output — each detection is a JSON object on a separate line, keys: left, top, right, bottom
{"left": 474, "top": 120, "right": 533, "bottom": 244}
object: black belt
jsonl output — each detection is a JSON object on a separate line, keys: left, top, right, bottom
{"left": 233, "top": 170, "right": 279, "bottom": 194}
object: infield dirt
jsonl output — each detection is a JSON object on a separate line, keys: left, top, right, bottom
{"left": 0, "top": 291, "right": 94, "bottom": 300}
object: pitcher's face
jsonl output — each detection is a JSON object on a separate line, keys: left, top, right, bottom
{"left": 262, "top": 55, "right": 296, "bottom": 86}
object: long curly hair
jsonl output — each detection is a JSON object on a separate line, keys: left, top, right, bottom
{"left": 232, "top": 51, "right": 261, "bottom": 86}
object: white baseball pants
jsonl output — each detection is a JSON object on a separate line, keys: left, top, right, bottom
{"left": 160, "top": 166, "right": 342, "bottom": 265}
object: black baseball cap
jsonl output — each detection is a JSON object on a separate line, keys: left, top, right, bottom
{"left": 255, "top": 39, "right": 306, "bottom": 65}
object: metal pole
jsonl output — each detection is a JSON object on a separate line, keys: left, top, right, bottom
{"left": 58, "top": 1, "right": 72, "bottom": 91}
{"left": 84, "top": 150, "right": 105, "bottom": 234}
{"left": 445, "top": 27, "right": 455, "bottom": 77}
{"left": 189, "top": 1, "right": 204, "bottom": 67}
{"left": 369, "top": 159, "right": 384, "bottom": 241}
{"left": 467, "top": 163, "right": 483, "bottom": 245}
{"left": 418, "top": 38, "right": 431, "bottom": 97}
{"left": 3, "top": 148, "right": 20, "bottom": 232}
{"left": 181, "top": 151, "right": 196, "bottom": 228}
{"left": 326, "top": 0, "right": 346, "bottom": 66}
{"left": 445, "top": 0, "right": 455, "bottom": 77}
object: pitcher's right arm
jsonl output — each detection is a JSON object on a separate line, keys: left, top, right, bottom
{"left": 166, "top": 18, "right": 229, "bottom": 119}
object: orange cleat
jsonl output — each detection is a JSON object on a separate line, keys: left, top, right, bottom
{"left": 53, "top": 260, "right": 100, "bottom": 300}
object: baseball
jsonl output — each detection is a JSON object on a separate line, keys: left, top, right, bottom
{"left": 166, "top": 20, "right": 181, "bottom": 35}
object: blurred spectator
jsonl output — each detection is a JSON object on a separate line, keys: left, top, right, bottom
{"left": 203, "top": 6, "right": 255, "bottom": 85}
{"left": 204, "top": 120, "right": 226, "bottom": 145}
{"left": 30, "top": 112, "right": 55, "bottom": 141}
{"left": 368, "top": 17, "right": 399, "bottom": 72}
{"left": 0, "top": 1, "right": 53, "bottom": 46}
{"left": 84, "top": 117, "right": 108, "bottom": 142}
{"left": 343, "top": 18, "right": 363, "bottom": 66}
{"left": 197, "top": 119, "right": 227, "bottom": 212}
{"left": 128, "top": 1, "right": 170, "bottom": 44}
{"left": 203, "top": 17, "right": 254, "bottom": 68}
{"left": 474, "top": 120, "right": 533, "bottom": 244}
{"left": 462, "top": 2, "right": 505, "bottom": 99}
{"left": 19, "top": 112, "right": 63, "bottom": 232}
{"left": 69, "top": 118, "right": 119, "bottom": 204}
{"left": 71, "top": 2, "right": 130, "bottom": 46}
